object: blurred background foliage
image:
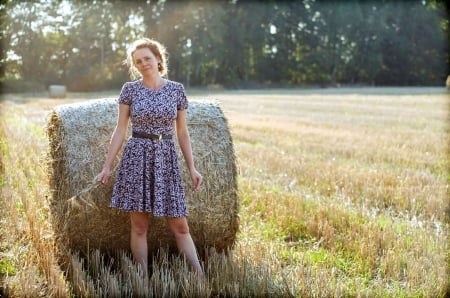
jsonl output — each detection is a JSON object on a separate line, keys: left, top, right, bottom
{"left": 0, "top": 0, "right": 448, "bottom": 92}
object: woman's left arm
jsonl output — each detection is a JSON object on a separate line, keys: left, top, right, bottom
{"left": 176, "top": 109, "right": 202, "bottom": 190}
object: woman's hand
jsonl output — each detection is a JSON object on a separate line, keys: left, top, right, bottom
{"left": 99, "top": 167, "right": 111, "bottom": 185}
{"left": 190, "top": 168, "right": 202, "bottom": 191}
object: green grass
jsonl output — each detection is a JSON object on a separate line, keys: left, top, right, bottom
{"left": 0, "top": 88, "right": 449, "bottom": 297}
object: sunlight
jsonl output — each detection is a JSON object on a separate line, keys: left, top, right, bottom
{"left": 269, "top": 24, "right": 277, "bottom": 34}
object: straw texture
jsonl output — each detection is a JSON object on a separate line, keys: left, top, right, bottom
{"left": 46, "top": 98, "right": 238, "bottom": 256}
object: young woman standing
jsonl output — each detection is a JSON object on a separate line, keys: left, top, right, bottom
{"left": 99, "top": 38, "right": 203, "bottom": 277}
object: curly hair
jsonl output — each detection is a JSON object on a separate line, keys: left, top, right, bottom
{"left": 125, "top": 38, "right": 168, "bottom": 80}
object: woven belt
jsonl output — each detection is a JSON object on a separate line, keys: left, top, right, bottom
{"left": 132, "top": 131, "right": 172, "bottom": 141}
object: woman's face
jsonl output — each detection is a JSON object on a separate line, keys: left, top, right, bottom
{"left": 133, "top": 47, "right": 160, "bottom": 77}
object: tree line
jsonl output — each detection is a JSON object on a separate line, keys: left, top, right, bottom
{"left": 1, "top": 0, "right": 448, "bottom": 92}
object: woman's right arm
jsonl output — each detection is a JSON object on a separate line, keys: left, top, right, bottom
{"left": 99, "top": 103, "right": 130, "bottom": 184}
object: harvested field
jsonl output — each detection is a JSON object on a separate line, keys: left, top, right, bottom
{"left": 0, "top": 87, "right": 448, "bottom": 297}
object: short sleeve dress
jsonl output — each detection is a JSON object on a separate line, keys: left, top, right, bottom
{"left": 110, "top": 79, "right": 189, "bottom": 217}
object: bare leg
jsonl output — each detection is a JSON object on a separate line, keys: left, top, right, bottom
{"left": 130, "top": 212, "right": 149, "bottom": 276}
{"left": 166, "top": 217, "right": 204, "bottom": 276}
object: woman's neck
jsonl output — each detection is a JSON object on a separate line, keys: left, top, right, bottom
{"left": 141, "top": 75, "right": 165, "bottom": 90}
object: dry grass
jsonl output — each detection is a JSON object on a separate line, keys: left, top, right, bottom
{"left": 0, "top": 101, "right": 69, "bottom": 297}
{"left": 0, "top": 88, "right": 449, "bottom": 297}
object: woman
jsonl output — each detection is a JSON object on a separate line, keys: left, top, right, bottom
{"left": 99, "top": 38, "right": 203, "bottom": 277}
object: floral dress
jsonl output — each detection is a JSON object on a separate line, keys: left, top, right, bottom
{"left": 110, "top": 79, "right": 188, "bottom": 217}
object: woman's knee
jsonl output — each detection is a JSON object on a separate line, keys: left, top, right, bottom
{"left": 130, "top": 213, "right": 149, "bottom": 235}
{"left": 167, "top": 217, "right": 190, "bottom": 236}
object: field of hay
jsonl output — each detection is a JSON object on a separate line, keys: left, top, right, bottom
{"left": 0, "top": 87, "right": 449, "bottom": 297}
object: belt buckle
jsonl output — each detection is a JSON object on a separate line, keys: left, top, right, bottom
{"left": 158, "top": 134, "right": 162, "bottom": 141}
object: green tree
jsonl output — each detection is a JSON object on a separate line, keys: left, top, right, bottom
{"left": 1, "top": 0, "right": 448, "bottom": 91}
{"left": 2, "top": 1, "right": 54, "bottom": 91}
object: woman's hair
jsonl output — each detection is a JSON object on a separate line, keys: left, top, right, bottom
{"left": 125, "top": 38, "right": 168, "bottom": 80}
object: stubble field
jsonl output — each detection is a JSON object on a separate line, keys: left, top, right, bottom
{"left": 0, "top": 87, "right": 448, "bottom": 297}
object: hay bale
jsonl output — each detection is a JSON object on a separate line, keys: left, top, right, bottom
{"left": 46, "top": 98, "right": 238, "bottom": 257}
{"left": 48, "top": 85, "right": 67, "bottom": 98}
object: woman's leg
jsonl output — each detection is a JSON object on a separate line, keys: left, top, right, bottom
{"left": 130, "top": 212, "right": 149, "bottom": 276}
{"left": 166, "top": 217, "right": 204, "bottom": 276}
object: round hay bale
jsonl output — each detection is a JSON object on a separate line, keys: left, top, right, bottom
{"left": 46, "top": 98, "right": 239, "bottom": 257}
{"left": 48, "top": 85, "right": 67, "bottom": 98}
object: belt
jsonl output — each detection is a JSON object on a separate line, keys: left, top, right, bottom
{"left": 132, "top": 131, "right": 172, "bottom": 141}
